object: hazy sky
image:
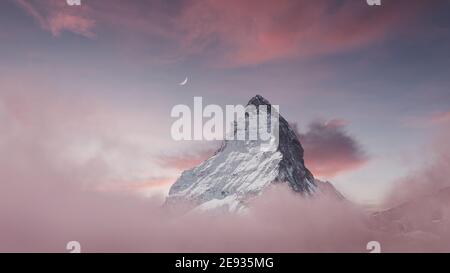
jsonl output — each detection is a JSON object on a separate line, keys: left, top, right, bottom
{"left": 1, "top": 0, "right": 450, "bottom": 205}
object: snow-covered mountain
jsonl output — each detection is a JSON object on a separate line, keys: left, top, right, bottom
{"left": 166, "top": 95, "right": 340, "bottom": 212}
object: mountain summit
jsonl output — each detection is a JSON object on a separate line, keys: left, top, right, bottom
{"left": 166, "top": 95, "right": 324, "bottom": 212}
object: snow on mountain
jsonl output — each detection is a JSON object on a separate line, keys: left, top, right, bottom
{"left": 166, "top": 95, "right": 340, "bottom": 212}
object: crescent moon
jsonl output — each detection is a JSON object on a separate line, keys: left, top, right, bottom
{"left": 179, "top": 77, "right": 188, "bottom": 86}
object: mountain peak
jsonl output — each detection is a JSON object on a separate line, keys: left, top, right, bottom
{"left": 166, "top": 95, "right": 318, "bottom": 212}
{"left": 247, "top": 95, "right": 272, "bottom": 106}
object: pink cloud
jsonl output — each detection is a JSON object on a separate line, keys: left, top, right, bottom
{"left": 294, "top": 119, "right": 369, "bottom": 178}
{"left": 13, "top": 0, "right": 433, "bottom": 66}
{"left": 402, "top": 110, "right": 450, "bottom": 128}
{"left": 168, "top": 0, "right": 432, "bottom": 66}
{"left": 14, "top": 0, "right": 95, "bottom": 38}
{"left": 385, "top": 127, "right": 450, "bottom": 206}
{"left": 368, "top": 127, "right": 450, "bottom": 247}
{"left": 0, "top": 74, "right": 180, "bottom": 197}
{"left": 47, "top": 13, "right": 95, "bottom": 38}
{"left": 431, "top": 111, "right": 450, "bottom": 124}
{"left": 2, "top": 161, "right": 450, "bottom": 253}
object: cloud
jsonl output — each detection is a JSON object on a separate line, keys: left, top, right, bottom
{"left": 14, "top": 0, "right": 95, "bottom": 38}
{"left": 1, "top": 161, "right": 449, "bottom": 253}
{"left": 168, "top": 0, "right": 438, "bottom": 66}
{"left": 295, "top": 119, "right": 369, "bottom": 178}
{"left": 386, "top": 127, "right": 450, "bottom": 206}
{"left": 47, "top": 12, "right": 95, "bottom": 38}
{"left": 13, "top": 0, "right": 435, "bottom": 66}
{"left": 0, "top": 74, "right": 180, "bottom": 197}
{"left": 369, "top": 126, "right": 450, "bottom": 244}
{"left": 431, "top": 111, "right": 450, "bottom": 124}
{"left": 402, "top": 110, "right": 450, "bottom": 128}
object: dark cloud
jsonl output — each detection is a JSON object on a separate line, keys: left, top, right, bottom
{"left": 295, "top": 119, "right": 369, "bottom": 178}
